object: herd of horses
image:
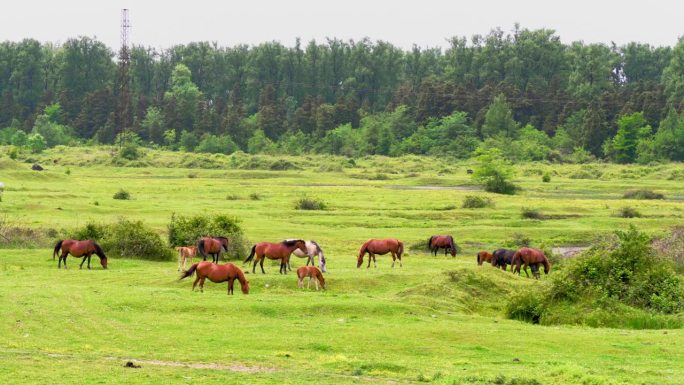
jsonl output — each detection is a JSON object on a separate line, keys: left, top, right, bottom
{"left": 51, "top": 233, "right": 551, "bottom": 295}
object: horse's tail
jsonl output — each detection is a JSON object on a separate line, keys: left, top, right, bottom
{"left": 427, "top": 236, "right": 434, "bottom": 249}
{"left": 397, "top": 240, "right": 404, "bottom": 258}
{"left": 53, "top": 240, "right": 63, "bottom": 260}
{"left": 178, "top": 263, "right": 198, "bottom": 280}
{"left": 244, "top": 245, "right": 256, "bottom": 265}
{"left": 197, "top": 239, "right": 207, "bottom": 259}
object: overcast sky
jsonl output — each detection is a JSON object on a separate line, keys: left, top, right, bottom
{"left": 1, "top": 1, "right": 682, "bottom": 50}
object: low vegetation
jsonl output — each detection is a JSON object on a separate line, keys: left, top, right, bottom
{"left": 294, "top": 197, "right": 326, "bottom": 210}
{"left": 623, "top": 189, "right": 665, "bottom": 200}
{"left": 167, "top": 213, "right": 247, "bottom": 260}
{"left": 461, "top": 195, "right": 494, "bottom": 208}
{"left": 112, "top": 189, "right": 131, "bottom": 200}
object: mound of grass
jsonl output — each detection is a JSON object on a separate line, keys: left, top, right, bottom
{"left": 295, "top": 197, "right": 326, "bottom": 210}
{"left": 568, "top": 169, "right": 602, "bottom": 179}
{"left": 521, "top": 207, "right": 544, "bottom": 220}
{"left": 616, "top": 206, "right": 642, "bottom": 218}
{"left": 270, "top": 159, "right": 299, "bottom": 171}
{"left": 507, "top": 226, "right": 684, "bottom": 328}
{"left": 112, "top": 189, "right": 131, "bottom": 200}
{"left": 623, "top": 189, "right": 665, "bottom": 200}
{"left": 461, "top": 195, "right": 494, "bottom": 209}
{"left": 249, "top": 192, "right": 262, "bottom": 200}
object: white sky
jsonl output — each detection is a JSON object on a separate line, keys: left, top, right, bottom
{"left": 1, "top": 1, "right": 682, "bottom": 50}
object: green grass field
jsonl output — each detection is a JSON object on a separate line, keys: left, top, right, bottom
{"left": 1, "top": 148, "right": 683, "bottom": 384}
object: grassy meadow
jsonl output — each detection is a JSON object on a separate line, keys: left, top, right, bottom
{"left": 1, "top": 147, "right": 684, "bottom": 384}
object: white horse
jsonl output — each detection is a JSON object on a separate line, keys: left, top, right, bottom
{"left": 285, "top": 240, "right": 326, "bottom": 272}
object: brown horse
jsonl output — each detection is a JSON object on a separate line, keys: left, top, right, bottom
{"left": 476, "top": 251, "right": 493, "bottom": 265}
{"left": 511, "top": 247, "right": 551, "bottom": 279}
{"left": 197, "top": 236, "right": 229, "bottom": 264}
{"left": 176, "top": 246, "right": 197, "bottom": 271}
{"left": 53, "top": 239, "right": 108, "bottom": 269}
{"left": 297, "top": 266, "right": 326, "bottom": 290}
{"left": 492, "top": 248, "right": 516, "bottom": 271}
{"left": 244, "top": 239, "right": 307, "bottom": 274}
{"left": 357, "top": 239, "right": 404, "bottom": 268}
{"left": 428, "top": 235, "right": 457, "bottom": 257}
{"left": 179, "top": 261, "right": 249, "bottom": 294}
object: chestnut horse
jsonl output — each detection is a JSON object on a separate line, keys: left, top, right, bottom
{"left": 428, "top": 235, "right": 457, "bottom": 257}
{"left": 492, "top": 248, "right": 516, "bottom": 271}
{"left": 244, "top": 239, "right": 307, "bottom": 274}
{"left": 511, "top": 247, "right": 551, "bottom": 279}
{"left": 53, "top": 239, "right": 108, "bottom": 269}
{"left": 357, "top": 239, "right": 404, "bottom": 268}
{"left": 476, "top": 251, "right": 493, "bottom": 265}
{"left": 179, "top": 261, "right": 249, "bottom": 294}
{"left": 286, "top": 239, "right": 327, "bottom": 272}
{"left": 176, "top": 246, "right": 197, "bottom": 271}
{"left": 197, "top": 236, "right": 229, "bottom": 264}
{"left": 297, "top": 266, "right": 326, "bottom": 290}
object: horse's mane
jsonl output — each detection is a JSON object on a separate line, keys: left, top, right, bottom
{"left": 213, "top": 236, "right": 229, "bottom": 241}
{"left": 309, "top": 240, "right": 322, "bottom": 253}
{"left": 282, "top": 239, "right": 304, "bottom": 247}
{"left": 448, "top": 236, "right": 456, "bottom": 250}
{"left": 92, "top": 241, "right": 106, "bottom": 259}
{"left": 427, "top": 236, "right": 434, "bottom": 248}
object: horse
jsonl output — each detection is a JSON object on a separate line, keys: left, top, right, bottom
{"left": 176, "top": 246, "right": 197, "bottom": 271}
{"left": 511, "top": 247, "right": 551, "bottom": 279}
{"left": 476, "top": 251, "right": 493, "bottom": 265}
{"left": 244, "top": 239, "right": 307, "bottom": 274}
{"left": 53, "top": 239, "right": 108, "bottom": 269}
{"left": 197, "top": 236, "right": 229, "bottom": 264}
{"left": 297, "top": 266, "right": 326, "bottom": 290}
{"left": 357, "top": 239, "right": 404, "bottom": 268}
{"left": 179, "top": 261, "right": 249, "bottom": 294}
{"left": 286, "top": 239, "right": 327, "bottom": 272}
{"left": 428, "top": 235, "right": 457, "bottom": 257}
{"left": 491, "top": 248, "right": 516, "bottom": 271}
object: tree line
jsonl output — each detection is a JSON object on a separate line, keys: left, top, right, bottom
{"left": 1, "top": 25, "right": 684, "bottom": 163}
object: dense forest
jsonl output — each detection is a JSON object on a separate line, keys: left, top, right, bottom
{"left": 1, "top": 26, "right": 684, "bottom": 163}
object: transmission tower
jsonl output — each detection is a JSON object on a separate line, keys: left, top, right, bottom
{"left": 116, "top": 9, "right": 132, "bottom": 149}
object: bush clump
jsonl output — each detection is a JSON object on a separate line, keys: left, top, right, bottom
{"left": 295, "top": 197, "right": 327, "bottom": 210}
{"left": 542, "top": 172, "right": 551, "bottom": 183}
{"left": 461, "top": 195, "right": 494, "bottom": 209}
{"left": 521, "top": 207, "right": 545, "bottom": 220}
{"left": 623, "top": 189, "right": 665, "bottom": 200}
{"left": 113, "top": 189, "right": 131, "bottom": 200}
{"left": 472, "top": 151, "right": 518, "bottom": 194}
{"left": 617, "top": 206, "right": 642, "bottom": 218}
{"left": 167, "top": 213, "right": 247, "bottom": 260}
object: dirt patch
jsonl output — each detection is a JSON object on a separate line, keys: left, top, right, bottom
{"left": 115, "top": 358, "right": 276, "bottom": 373}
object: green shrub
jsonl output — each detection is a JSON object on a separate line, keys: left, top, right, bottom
{"left": 617, "top": 206, "right": 641, "bottom": 218}
{"left": 167, "top": 213, "right": 247, "bottom": 260}
{"left": 623, "top": 189, "right": 665, "bottom": 200}
{"left": 506, "top": 233, "right": 531, "bottom": 248}
{"left": 119, "top": 143, "right": 141, "bottom": 160}
{"left": 472, "top": 151, "right": 518, "bottom": 194}
{"left": 542, "top": 172, "right": 551, "bottom": 183}
{"left": 113, "top": 189, "right": 131, "bottom": 200}
{"left": 270, "top": 159, "right": 299, "bottom": 170}
{"left": 521, "top": 207, "right": 544, "bottom": 220}
{"left": 506, "top": 292, "right": 544, "bottom": 324}
{"left": 295, "top": 197, "right": 326, "bottom": 210}
{"left": 461, "top": 195, "right": 494, "bottom": 209}
{"left": 226, "top": 194, "right": 241, "bottom": 200}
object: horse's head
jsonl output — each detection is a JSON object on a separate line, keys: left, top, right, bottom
{"left": 318, "top": 274, "right": 326, "bottom": 290}
{"left": 356, "top": 254, "right": 364, "bottom": 268}
{"left": 295, "top": 240, "right": 307, "bottom": 253}
{"left": 100, "top": 256, "right": 108, "bottom": 269}
{"left": 241, "top": 280, "right": 250, "bottom": 294}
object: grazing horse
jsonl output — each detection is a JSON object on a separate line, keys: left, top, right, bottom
{"left": 476, "top": 251, "right": 493, "bottom": 265}
{"left": 176, "top": 246, "right": 197, "bottom": 271}
{"left": 197, "top": 236, "right": 229, "bottom": 264}
{"left": 492, "top": 248, "right": 516, "bottom": 271}
{"left": 53, "top": 239, "right": 108, "bottom": 269}
{"left": 428, "top": 235, "right": 457, "bottom": 257}
{"left": 511, "top": 247, "right": 551, "bottom": 279}
{"left": 357, "top": 239, "right": 404, "bottom": 268}
{"left": 297, "top": 266, "right": 326, "bottom": 290}
{"left": 286, "top": 240, "right": 327, "bottom": 272}
{"left": 244, "top": 239, "right": 307, "bottom": 274}
{"left": 179, "top": 261, "right": 249, "bottom": 294}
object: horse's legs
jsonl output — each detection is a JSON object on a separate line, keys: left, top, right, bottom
{"left": 298, "top": 276, "right": 304, "bottom": 289}
{"left": 228, "top": 278, "right": 235, "bottom": 295}
{"left": 259, "top": 257, "right": 266, "bottom": 274}
{"left": 314, "top": 277, "right": 320, "bottom": 291}
{"left": 59, "top": 251, "right": 68, "bottom": 269}
{"left": 87, "top": 254, "right": 92, "bottom": 269}
{"left": 372, "top": 254, "right": 377, "bottom": 268}
{"left": 307, "top": 276, "right": 311, "bottom": 289}
{"left": 523, "top": 263, "right": 530, "bottom": 278}
{"left": 391, "top": 252, "right": 396, "bottom": 268}
{"left": 199, "top": 277, "right": 206, "bottom": 292}
{"left": 177, "top": 253, "right": 182, "bottom": 271}
{"left": 366, "top": 254, "right": 371, "bottom": 268}
{"left": 79, "top": 256, "right": 87, "bottom": 269}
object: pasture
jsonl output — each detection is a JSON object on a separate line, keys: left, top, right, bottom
{"left": 1, "top": 148, "right": 684, "bottom": 384}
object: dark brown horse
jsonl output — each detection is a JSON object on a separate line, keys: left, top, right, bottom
{"left": 357, "top": 239, "right": 404, "bottom": 268}
{"left": 53, "top": 239, "right": 108, "bottom": 269}
{"left": 476, "top": 251, "right": 493, "bottom": 265}
{"left": 244, "top": 239, "right": 307, "bottom": 274}
{"left": 179, "top": 261, "right": 249, "bottom": 294}
{"left": 492, "top": 248, "right": 516, "bottom": 271}
{"left": 197, "top": 236, "right": 229, "bottom": 264}
{"left": 511, "top": 247, "right": 551, "bottom": 279}
{"left": 428, "top": 235, "right": 457, "bottom": 257}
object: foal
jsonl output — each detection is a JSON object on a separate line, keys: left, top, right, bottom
{"left": 176, "top": 246, "right": 198, "bottom": 271}
{"left": 297, "top": 266, "right": 326, "bottom": 290}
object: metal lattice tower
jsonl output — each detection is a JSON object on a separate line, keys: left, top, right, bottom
{"left": 116, "top": 9, "right": 132, "bottom": 148}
